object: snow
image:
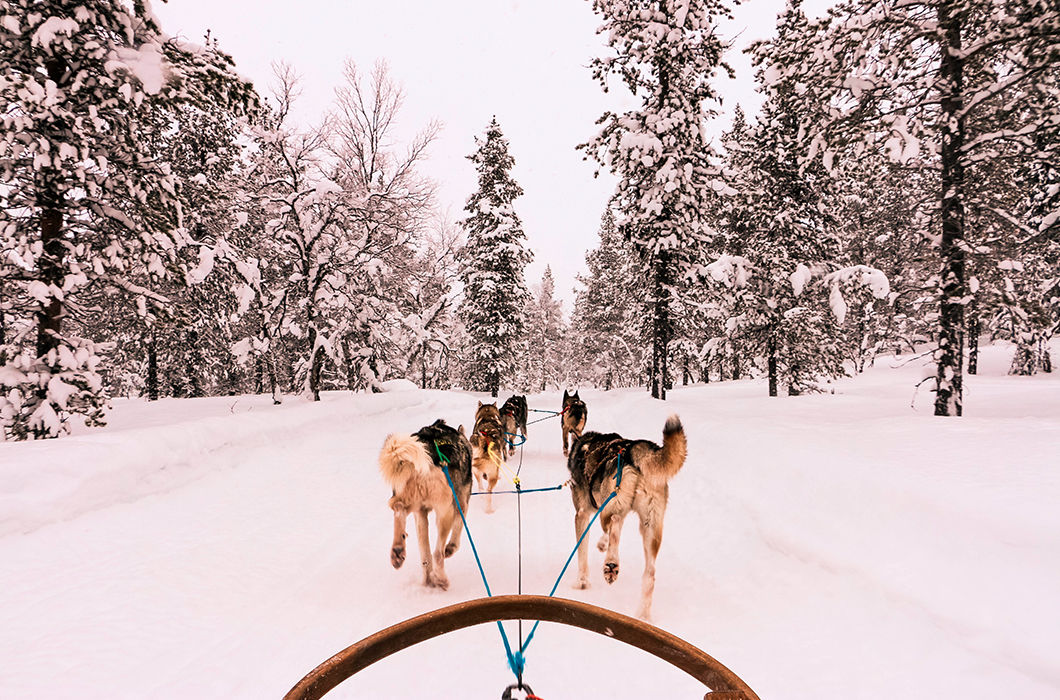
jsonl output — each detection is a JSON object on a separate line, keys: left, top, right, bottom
{"left": 108, "top": 44, "right": 168, "bottom": 96}
{"left": 789, "top": 262, "right": 811, "bottom": 296}
{"left": 31, "top": 17, "right": 78, "bottom": 48}
{"left": 1, "top": 345, "right": 1059, "bottom": 699}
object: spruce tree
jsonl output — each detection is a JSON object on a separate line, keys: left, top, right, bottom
{"left": 580, "top": 0, "right": 734, "bottom": 399}
{"left": 524, "top": 266, "right": 567, "bottom": 391}
{"left": 571, "top": 209, "right": 646, "bottom": 389}
{"left": 777, "top": 0, "right": 1060, "bottom": 415}
{"left": 458, "top": 118, "right": 533, "bottom": 396}
{"left": 0, "top": 1, "right": 255, "bottom": 438}
{"left": 739, "top": 1, "right": 844, "bottom": 396}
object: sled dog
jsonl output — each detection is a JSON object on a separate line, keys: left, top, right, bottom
{"left": 379, "top": 419, "right": 472, "bottom": 590}
{"left": 566, "top": 415, "right": 687, "bottom": 620}
{"left": 561, "top": 389, "right": 588, "bottom": 457}
{"left": 470, "top": 401, "right": 505, "bottom": 512}
{"left": 500, "top": 394, "right": 528, "bottom": 458}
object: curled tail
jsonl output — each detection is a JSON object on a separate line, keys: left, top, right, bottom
{"left": 645, "top": 415, "right": 687, "bottom": 478}
{"left": 379, "top": 433, "right": 432, "bottom": 492}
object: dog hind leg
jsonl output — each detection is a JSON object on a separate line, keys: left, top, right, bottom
{"left": 430, "top": 508, "right": 454, "bottom": 590}
{"left": 413, "top": 508, "right": 442, "bottom": 589}
{"left": 444, "top": 491, "right": 468, "bottom": 557}
{"left": 573, "top": 506, "right": 593, "bottom": 589}
{"left": 637, "top": 516, "right": 663, "bottom": 620}
{"left": 603, "top": 508, "right": 628, "bottom": 585}
{"left": 389, "top": 498, "right": 409, "bottom": 569}
{"left": 485, "top": 473, "right": 498, "bottom": 514}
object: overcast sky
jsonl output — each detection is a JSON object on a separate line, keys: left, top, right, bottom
{"left": 153, "top": 0, "right": 833, "bottom": 309}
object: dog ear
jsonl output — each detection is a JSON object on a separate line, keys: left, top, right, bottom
{"left": 458, "top": 424, "right": 466, "bottom": 436}
{"left": 477, "top": 400, "right": 482, "bottom": 408}
{"left": 563, "top": 389, "right": 569, "bottom": 399}
{"left": 574, "top": 391, "right": 580, "bottom": 399}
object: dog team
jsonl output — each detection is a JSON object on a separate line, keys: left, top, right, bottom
{"left": 378, "top": 390, "right": 687, "bottom": 620}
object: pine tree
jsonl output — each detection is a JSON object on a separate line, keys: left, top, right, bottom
{"left": 458, "top": 117, "right": 533, "bottom": 397}
{"left": 580, "top": 0, "right": 734, "bottom": 400}
{"left": 570, "top": 209, "right": 647, "bottom": 389}
{"left": 735, "top": 1, "right": 844, "bottom": 396}
{"left": 523, "top": 266, "right": 567, "bottom": 391}
{"left": 0, "top": 1, "right": 255, "bottom": 438}
{"left": 778, "top": 0, "right": 1060, "bottom": 415}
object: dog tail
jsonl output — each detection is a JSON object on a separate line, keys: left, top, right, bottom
{"left": 379, "top": 433, "right": 432, "bottom": 492}
{"left": 644, "top": 415, "right": 687, "bottom": 479}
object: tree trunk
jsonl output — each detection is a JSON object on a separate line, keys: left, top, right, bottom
{"left": 307, "top": 322, "right": 322, "bottom": 402}
{"left": 649, "top": 257, "right": 671, "bottom": 400}
{"left": 36, "top": 185, "right": 64, "bottom": 359}
{"left": 421, "top": 342, "right": 428, "bottom": 389}
{"left": 147, "top": 330, "right": 159, "bottom": 401}
{"left": 767, "top": 333, "right": 778, "bottom": 397}
{"left": 933, "top": 2, "right": 967, "bottom": 417}
{"left": 966, "top": 313, "right": 980, "bottom": 375}
{"left": 342, "top": 336, "right": 358, "bottom": 391}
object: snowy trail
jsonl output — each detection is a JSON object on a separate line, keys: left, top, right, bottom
{"left": 2, "top": 348, "right": 1059, "bottom": 698}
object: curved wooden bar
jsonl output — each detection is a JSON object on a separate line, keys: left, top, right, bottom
{"left": 284, "top": 594, "right": 759, "bottom": 700}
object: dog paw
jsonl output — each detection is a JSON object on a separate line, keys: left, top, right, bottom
{"left": 391, "top": 545, "right": 405, "bottom": 569}
{"left": 444, "top": 541, "right": 459, "bottom": 558}
{"left": 426, "top": 573, "right": 450, "bottom": 590}
{"left": 573, "top": 579, "right": 590, "bottom": 590}
{"left": 603, "top": 561, "right": 619, "bottom": 584}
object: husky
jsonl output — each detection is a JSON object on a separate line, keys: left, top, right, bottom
{"left": 499, "top": 394, "right": 528, "bottom": 458}
{"left": 561, "top": 389, "right": 588, "bottom": 457}
{"left": 378, "top": 419, "right": 472, "bottom": 590}
{"left": 566, "top": 415, "right": 687, "bottom": 620}
{"left": 470, "top": 401, "right": 506, "bottom": 513}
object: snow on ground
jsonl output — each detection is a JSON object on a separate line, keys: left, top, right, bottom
{"left": 1, "top": 344, "right": 1058, "bottom": 699}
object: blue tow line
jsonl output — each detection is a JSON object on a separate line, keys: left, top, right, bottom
{"left": 435, "top": 442, "right": 524, "bottom": 677}
{"left": 434, "top": 440, "right": 626, "bottom": 681}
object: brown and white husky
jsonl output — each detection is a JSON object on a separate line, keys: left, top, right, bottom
{"left": 561, "top": 390, "right": 588, "bottom": 457}
{"left": 566, "top": 415, "right": 687, "bottom": 620}
{"left": 470, "top": 401, "right": 506, "bottom": 513}
{"left": 378, "top": 420, "right": 472, "bottom": 590}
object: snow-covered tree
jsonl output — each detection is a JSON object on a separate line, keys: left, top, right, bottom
{"left": 234, "top": 62, "right": 435, "bottom": 401}
{"left": 522, "top": 266, "right": 567, "bottom": 391}
{"left": 400, "top": 215, "right": 462, "bottom": 389}
{"left": 570, "top": 209, "right": 647, "bottom": 389}
{"left": 580, "top": 0, "right": 735, "bottom": 399}
{"left": 0, "top": 1, "right": 255, "bottom": 438}
{"left": 778, "top": 0, "right": 1060, "bottom": 415}
{"left": 714, "top": 1, "right": 847, "bottom": 396}
{"left": 458, "top": 117, "right": 533, "bottom": 397}
{"left": 326, "top": 60, "right": 438, "bottom": 391}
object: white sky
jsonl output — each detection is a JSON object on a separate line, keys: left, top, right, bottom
{"left": 153, "top": 0, "right": 833, "bottom": 308}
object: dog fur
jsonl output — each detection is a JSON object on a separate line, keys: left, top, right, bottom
{"left": 470, "top": 401, "right": 506, "bottom": 513}
{"left": 561, "top": 390, "right": 588, "bottom": 457}
{"left": 379, "top": 419, "right": 472, "bottom": 590}
{"left": 499, "top": 395, "right": 528, "bottom": 458}
{"left": 566, "top": 415, "right": 687, "bottom": 619}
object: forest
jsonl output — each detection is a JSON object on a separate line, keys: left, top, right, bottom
{"left": 1, "top": 0, "right": 1057, "bottom": 440}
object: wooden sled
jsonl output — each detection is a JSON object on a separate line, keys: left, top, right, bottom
{"left": 284, "top": 594, "right": 760, "bottom": 699}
